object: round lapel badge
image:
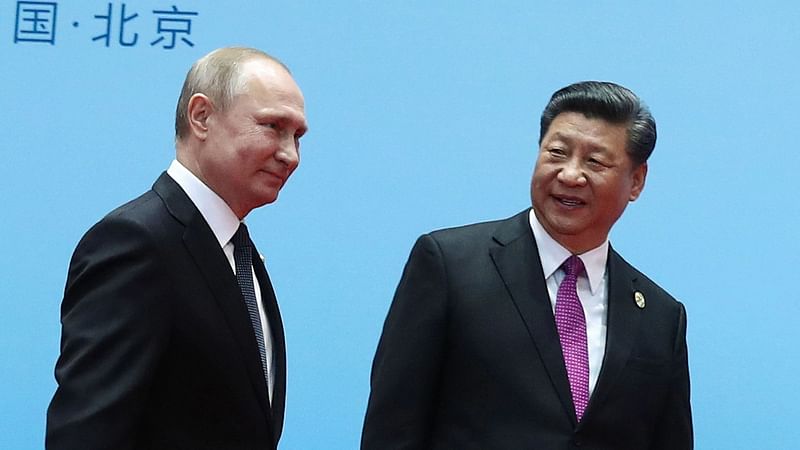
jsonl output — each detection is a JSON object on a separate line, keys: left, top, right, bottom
{"left": 634, "top": 291, "right": 646, "bottom": 309}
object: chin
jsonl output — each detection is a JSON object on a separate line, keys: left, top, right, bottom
{"left": 261, "top": 192, "right": 281, "bottom": 205}
{"left": 546, "top": 218, "right": 589, "bottom": 237}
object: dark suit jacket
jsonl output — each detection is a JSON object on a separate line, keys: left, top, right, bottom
{"left": 362, "top": 210, "right": 692, "bottom": 450}
{"left": 46, "top": 173, "right": 287, "bottom": 450}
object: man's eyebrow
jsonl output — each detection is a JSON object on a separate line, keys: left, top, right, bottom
{"left": 256, "top": 109, "right": 307, "bottom": 124}
{"left": 545, "top": 131, "right": 572, "bottom": 143}
{"left": 544, "top": 133, "right": 617, "bottom": 155}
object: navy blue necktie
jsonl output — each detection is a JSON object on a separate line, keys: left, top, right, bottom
{"left": 231, "top": 224, "right": 270, "bottom": 393}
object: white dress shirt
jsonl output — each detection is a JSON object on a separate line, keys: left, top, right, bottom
{"left": 529, "top": 209, "right": 608, "bottom": 396}
{"left": 167, "top": 160, "right": 275, "bottom": 401}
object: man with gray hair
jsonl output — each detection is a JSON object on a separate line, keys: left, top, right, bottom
{"left": 47, "top": 47, "right": 307, "bottom": 449}
{"left": 362, "top": 81, "right": 692, "bottom": 449}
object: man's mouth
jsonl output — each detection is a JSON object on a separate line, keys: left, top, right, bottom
{"left": 554, "top": 195, "right": 585, "bottom": 207}
{"left": 263, "top": 170, "right": 285, "bottom": 184}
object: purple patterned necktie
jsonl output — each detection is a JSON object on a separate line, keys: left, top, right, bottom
{"left": 555, "top": 255, "right": 589, "bottom": 421}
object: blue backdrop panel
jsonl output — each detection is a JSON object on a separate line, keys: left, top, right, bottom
{"left": 1, "top": 1, "right": 798, "bottom": 448}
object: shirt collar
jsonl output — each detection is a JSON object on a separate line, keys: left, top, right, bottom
{"left": 528, "top": 209, "right": 609, "bottom": 295}
{"left": 167, "top": 159, "right": 242, "bottom": 247}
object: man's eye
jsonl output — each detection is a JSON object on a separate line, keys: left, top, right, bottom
{"left": 588, "top": 158, "right": 606, "bottom": 167}
{"left": 548, "top": 148, "right": 566, "bottom": 157}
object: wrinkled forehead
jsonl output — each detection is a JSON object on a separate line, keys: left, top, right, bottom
{"left": 233, "top": 64, "right": 307, "bottom": 127}
{"left": 237, "top": 58, "right": 302, "bottom": 95}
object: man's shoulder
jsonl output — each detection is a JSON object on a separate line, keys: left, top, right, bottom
{"left": 106, "top": 189, "right": 162, "bottom": 219}
{"left": 76, "top": 178, "right": 180, "bottom": 250}
{"left": 91, "top": 172, "right": 189, "bottom": 230}
{"left": 426, "top": 209, "right": 529, "bottom": 244}
{"left": 405, "top": 210, "right": 532, "bottom": 264}
{"left": 85, "top": 189, "right": 167, "bottom": 236}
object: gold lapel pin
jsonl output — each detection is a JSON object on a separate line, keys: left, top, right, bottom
{"left": 634, "top": 291, "right": 646, "bottom": 309}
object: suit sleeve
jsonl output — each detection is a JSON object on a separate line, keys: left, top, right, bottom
{"left": 650, "top": 302, "right": 693, "bottom": 450}
{"left": 361, "top": 234, "right": 449, "bottom": 450}
{"left": 46, "top": 217, "right": 172, "bottom": 450}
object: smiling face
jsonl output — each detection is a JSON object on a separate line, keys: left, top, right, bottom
{"left": 531, "top": 112, "right": 647, "bottom": 253}
{"left": 185, "top": 57, "right": 307, "bottom": 218}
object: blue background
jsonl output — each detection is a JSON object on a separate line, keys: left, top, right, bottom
{"left": 2, "top": 1, "right": 799, "bottom": 448}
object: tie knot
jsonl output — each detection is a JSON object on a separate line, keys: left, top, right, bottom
{"left": 563, "top": 255, "right": 584, "bottom": 277}
{"left": 231, "top": 223, "right": 252, "bottom": 249}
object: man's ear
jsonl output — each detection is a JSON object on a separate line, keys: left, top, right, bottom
{"left": 186, "top": 94, "right": 213, "bottom": 140}
{"left": 629, "top": 162, "right": 648, "bottom": 202}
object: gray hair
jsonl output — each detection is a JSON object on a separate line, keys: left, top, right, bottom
{"left": 174, "top": 47, "right": 288, "bottom": 140}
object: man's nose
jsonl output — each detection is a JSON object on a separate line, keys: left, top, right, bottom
{"left": 276, "top": 137, "right": 300, "bottom": 170}
{"left": 557, "top": 159, "right": 586, "bottom": 186}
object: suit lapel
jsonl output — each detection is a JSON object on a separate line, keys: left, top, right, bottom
{"left": 152, "top": 173, "right": 272, "bottom": 420}
{"left": 252, "top": 250, "right": 286, "bottom": 444}
{"left": 584, "top": 247, "right": 643, "bottom": 418}
{"left": 489, "top": 210, "right": 577, "bottom": 425}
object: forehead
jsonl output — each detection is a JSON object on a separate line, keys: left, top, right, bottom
{"left": 228, "top": 58, "right": 306, "bottom": 126}
{"left": 543, "top": 112, "right": 628, "bottom": 153}
{"left": 234, "top": 58, "right": 304, "bottom": 107}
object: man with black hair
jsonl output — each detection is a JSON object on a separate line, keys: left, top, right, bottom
{"left": 362, "top": 81, "right": 692, "bottom": 449}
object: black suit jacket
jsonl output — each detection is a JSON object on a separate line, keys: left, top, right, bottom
{"left": 362, "top": 210, "right": 692, "bottom": 450}
{"left": 47, "top": 173, "right": 287, "bottom": 450}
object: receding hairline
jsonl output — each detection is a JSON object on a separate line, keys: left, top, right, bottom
{"left": 195, "top": 48, "right": 293, "bottom": 101}
{"left": 199, "top": 47, "right": 290, "bottom": 76}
